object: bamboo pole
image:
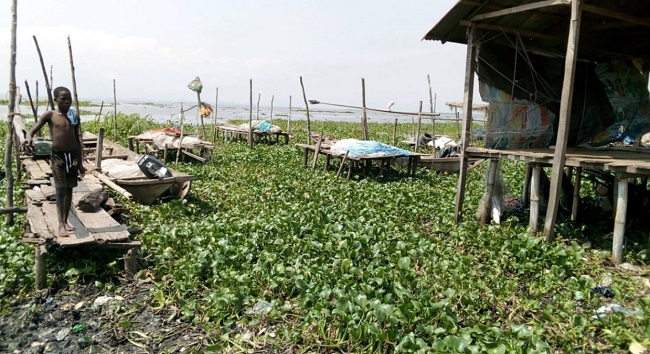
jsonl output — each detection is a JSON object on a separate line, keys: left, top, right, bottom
{"left": 95, "top": 128, "right": 105, "bottom": 170}
{"left": 543, "top": 0, "right": 582, "bottom": 241}
{"left": 361, "top": 78, "right": 369, "bottom": 140}
{"left": 612, "top": 175, "right": 628, "bottom": 264}
{"left": 67, "top": 37, "right": 81, "bottom": 119}
{"left": 33, "top": 36, "right": 54, "bottom": 110}
{"left": 249, "top": 80, "right": 254, "bottom": 149}
{"left": 213, "top": 87, "right": 218, "bottom": 144}
{"left": 95, "top": 101, "right": 104, "bottom": 122}
{"left": 113, "top": 79, "right": 117, "bottom": 141}
{"left": 287, "top": 95, "right": 292, "bottom": 134}
{"left": 5, "top": 0, "right": 18, "bottom": 226}
{"left": 427, "top": 74, "right": 434, "bottom": 114}
{"left": 454, "top": 25, "right": 477, "bottom": 223}
{"left": 336, "top": 151, "right": 350, "bottom": 178}
{"left": 176, "top": 103, "right": 184, "bottom": 163}
{"left": 90, "top": 170, "right": 133, "bottom": 200}
{"left": 35, "top": 80, "right": 39, "bottom": 117}
{"left": 415, "top": 102, "right": 423, "bottom": 152}
{"left": 300, "top": 76, "right": 311, "bottom": 144}
{"left": 49, "top": 65, "right": 53, "bottom": 90}
{"left": 392, "top": 118, "right": 398, "bottom": 146}
{"left": 311, "top": 133, "right": 323, "bottom": 171}
{"left": 256, "top": 93, "right": 261, "bottom": 121}
{"left": 529, "top": 164, "right": 541, "bottom": 235}
{"left": 571, "top": 167, "right": 582, "bottom": 221}
{"left": 24, "top": 80, "right": 39, "bottom": 124}
{"left": 310, "top": 100, "right": 440, "bottom": 117}
{"left": 270, "top": 95, "right": 274, "bottom": 125}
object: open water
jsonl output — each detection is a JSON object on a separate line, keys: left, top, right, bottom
{"left": 1, "top": 101, "right": 481, "bottom": 126}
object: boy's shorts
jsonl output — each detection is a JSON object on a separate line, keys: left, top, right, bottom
{"left": 51, "top": 150, "right": 78, "bottom": 189}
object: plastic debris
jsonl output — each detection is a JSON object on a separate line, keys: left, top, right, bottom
{"left": 93, "top": 296, "right": 115, "bottom": 308}
{"left": 72, "top": 324, "right": 87, "bottom": 333}
{"left": 250, "top": 300, "right": 273, "bottom": 316}
{"left": 55, "top": 328, "right": 70, "bottom": 341}
{"left": 590, "top": 286, "right": 615, "bottom": 298}
{"left": 592, "top": 302, "right": 644, "bottom": 319}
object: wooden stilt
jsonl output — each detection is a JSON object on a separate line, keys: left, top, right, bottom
{"left": 529, "top": 164, "right": 541, "bottom": 235}
{"left": 311, "top": 134, "right": 323, "bottom": 171}
{"left": 454, "top": 26, "right": 477, "bottom": 223}
{"left": 95, "top": 128, "right": 104, "bottom": 170}
{"left": 612, "top": 175, "right": 628, "bottom": 264}
{"left": 571, "top": 167, "right": 582, "bottom": 221}
{"left": 543, "top": 0, "right": 582, "bottom": 241}
{"left": 522, "top": 164, "right": 532, "bottom": 205}
{"left": 348, "top": 161, "right": 355, "bottom": 179}
{"left": 336, "top": 151, "right": 349, "bottom": 178}
{"left": 415, "top": 101, "right": 423, "bottom": 152}
{"left": 163, "top": 144, "right": 168, "bottom": 162}
{"left": 249, "top": 80, "right": 254, "bottom": 150}
{"left": 300, "top": 77, "right": 312, "bottom": 144}
{"left": 361, "top": 78, "right": 369, "bottom": 140}
{"left": 392, "top": 118, "right": 398, "bottom": 146}
{"left": 480, "top": 159, "right": 498, "bottom": 225}
{"left": 124, "top": 249, "right": 137, "bottom": 276}
{"left": 35, "top": 245, "right": 46, "bottom": 290}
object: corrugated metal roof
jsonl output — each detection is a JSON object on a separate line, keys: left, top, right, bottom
{"left": 423, "top": 0, "right": 650, "bottom": 62}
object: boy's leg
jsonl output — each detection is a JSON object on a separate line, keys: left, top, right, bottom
{"left": 64, "top": 188, "right": 75, "bottom": 231}
{"left": 55, "top": 187, "right": 69, "bottom": 237}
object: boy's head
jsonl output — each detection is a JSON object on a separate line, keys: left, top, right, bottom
{"left": 53, "top": 86, "right": 72, "bottom": 112}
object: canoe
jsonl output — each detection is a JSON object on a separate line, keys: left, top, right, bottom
{"left": 82, "top": 132, "right": 194, "bottom": 205}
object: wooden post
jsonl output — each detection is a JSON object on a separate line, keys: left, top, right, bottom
{"left": 522, "top": 164, "right": 532, "bottom": 205}
{"left": 124, "top": 249, "right": 137, "bottom": 276}
{"left": 176, "top": 103, "right": 184, "bottom": 163}
{"left": 213, "top": 87, "right": 218, "bottom": 144}
{"left": 6, "top": 0, "right": 18, "bottom": 226}
{"left": 24, "top": 80, "right": 39, "bottom": 125}
{"left": 392, "top": 118, "right": 398, "bottom": 146}
{"left": 543, "top": 0, "right": 582, "bottom": 241}
{"left": 427, "top": 74, "right": 434, "bottom": 114}
{"left": 361, "top": 78, "right": 369, "bottom": 140}
{"left": 336, "top": 151, "right": 350, "bottom": 178}
{"left": 249, "top": 80, "right": 254, "bottom": 149}
{"left": 35, "top": 80, "right": 39, "bottom": 119}
{"left": 311, "top": 134, "right": 323, "bottom": 171}
{"left": 32, "top": 36, "right": 54, "bottom": 110}
{"left": 415, "top": 101, "right": 423, "bottom": 152}
{"left": 287, "top": 95, "right": 292, "bottom": 134}
{"left": 95, "top": 128, "right": 105, "bottom": 170}
{"left": 35, "top": 245, "right": 47, "bottom": 290}
{"left": 480, "top": 159, "right": 498, "bottom": 225}
{"left": 270, "top": 95, "right": 274, "bottom": 125}
{"left": 113, "top": 79, "right": 117, "bottom": 142}
{"left": 300, "top": 76, "right": 311, "bottom": 144}
{"left": 529, "top": 164, "right": 541, "bottom": 235}
{"left": 454, "top": 25, "right": 477, "bottom": 223}
{"left": 612, "top": 175, "right": 628, "bottom": 264}
{"left": 67, "top": 36, "right": 81, "bottom": 120}
{"left": 571, "top": 167, "right": 582, "bottom": 221}
{"left": 197, "top": 91, "right": 205, "bottom": 139}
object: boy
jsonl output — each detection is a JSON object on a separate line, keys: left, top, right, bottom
{"left": 24, "top": 86, "right": 86, "bottom": 237}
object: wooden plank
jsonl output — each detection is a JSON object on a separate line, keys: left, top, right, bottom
{"left": 543, "top": 0, "right": 582, "bottom": 241}
{"left": 454, "top": 26, "right": 477, "bottom": 223}
{"left": 27, "top": 205, "right": 52, "bottom": 239}
{"left": 471, "top": 0, "right": 570, "bottom": 22}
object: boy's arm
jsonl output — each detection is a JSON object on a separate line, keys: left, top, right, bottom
{"left": 75, "top": 123, "right": 86, "bottom": 175}
{"left": 25, "top": 112, "right": 51, "bottom": 146}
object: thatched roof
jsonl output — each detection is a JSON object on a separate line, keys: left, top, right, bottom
{"left": 423, "top": 0, "right": 650, "bottom": 63}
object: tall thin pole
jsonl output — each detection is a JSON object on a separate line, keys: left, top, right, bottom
{"left": 6, "top": 0, "right": 18, "bottom": 225}
{"left": 213, "top": 87, "right": 218, "bottom": 144}
{"left": 24, "top": 80, "right": 39, "bottom": 124}
{"left": 249, "top": 80, "right": 254, "bottom": 149}
{"left": 361, "top": 78, "right": 369, "bottom": 140}
{"left": 176, "top": 103, "right": 184, "bottom": 163}
{"left": 35, "top": 80, "right": 39, "bottom": 117}
{"left": 415, "top": 101, "right": 423, "bottom": 153}
{"left": 270, "top": 95, "right": 274, "bottom": 125}
{"left": 67, "top": 36, "right": 81, "bottom": 119}
{"left": 33, "top": 36, "right": 54, "bottom": 110}
{"left": 113, "top": 79, "right": 117, "bottom": 141}
{"left": 287, "top": 95, "right": 292, "bottom": 134}
{"left": 256, "top": 93, "right": 261, "bottom": 121}
{"left": 197, "top": 90, "right": 204, "bottom": 138}
{"left": 543, "top": 0, "right": 583, "bottom": 241}
{"left": 427, "top": 74, "right": 434, "bottom": 114}
{"left": 299, "top": 76, "right": 311, "bottom": 144}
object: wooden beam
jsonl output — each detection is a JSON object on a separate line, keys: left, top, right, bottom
{"left": 612, "top": 175, "right": 628, "bottom": 264}
{"left": 582, "top": 4, "right": 650, "bottom": 28}
{"left": 459, "top": 20, "right": 558, "bottom": 41}
{"left": 471, "top": 0, "right": 570, "bottom": 22}
{"left": 543, "top": 0, "right": 582, "bottom": 241}
{"left": 454, "top": 26, "right": 477, "bottom": 223}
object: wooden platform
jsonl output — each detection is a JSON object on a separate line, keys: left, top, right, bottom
{"left": 216, "top": 125, "right": 290, "bottom": 144}
{"left": 466, "top": 145, "right": 650, "bottom": 263}
{"left": 127, "top": 134, "right": 213, "bottom": 164}
{"left": 296, "top": 143, "right": 420, "bottom": 179}
{"left": 21, "top": 155, "right": 141, "bottom": 289}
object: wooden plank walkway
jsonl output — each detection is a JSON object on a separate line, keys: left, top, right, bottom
{"left": 21, "top": 156, "right": 141, "bottom": 289}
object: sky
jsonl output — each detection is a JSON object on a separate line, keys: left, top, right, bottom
{"left": 1, "top": 0, "right": 473, "bottom": 112}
